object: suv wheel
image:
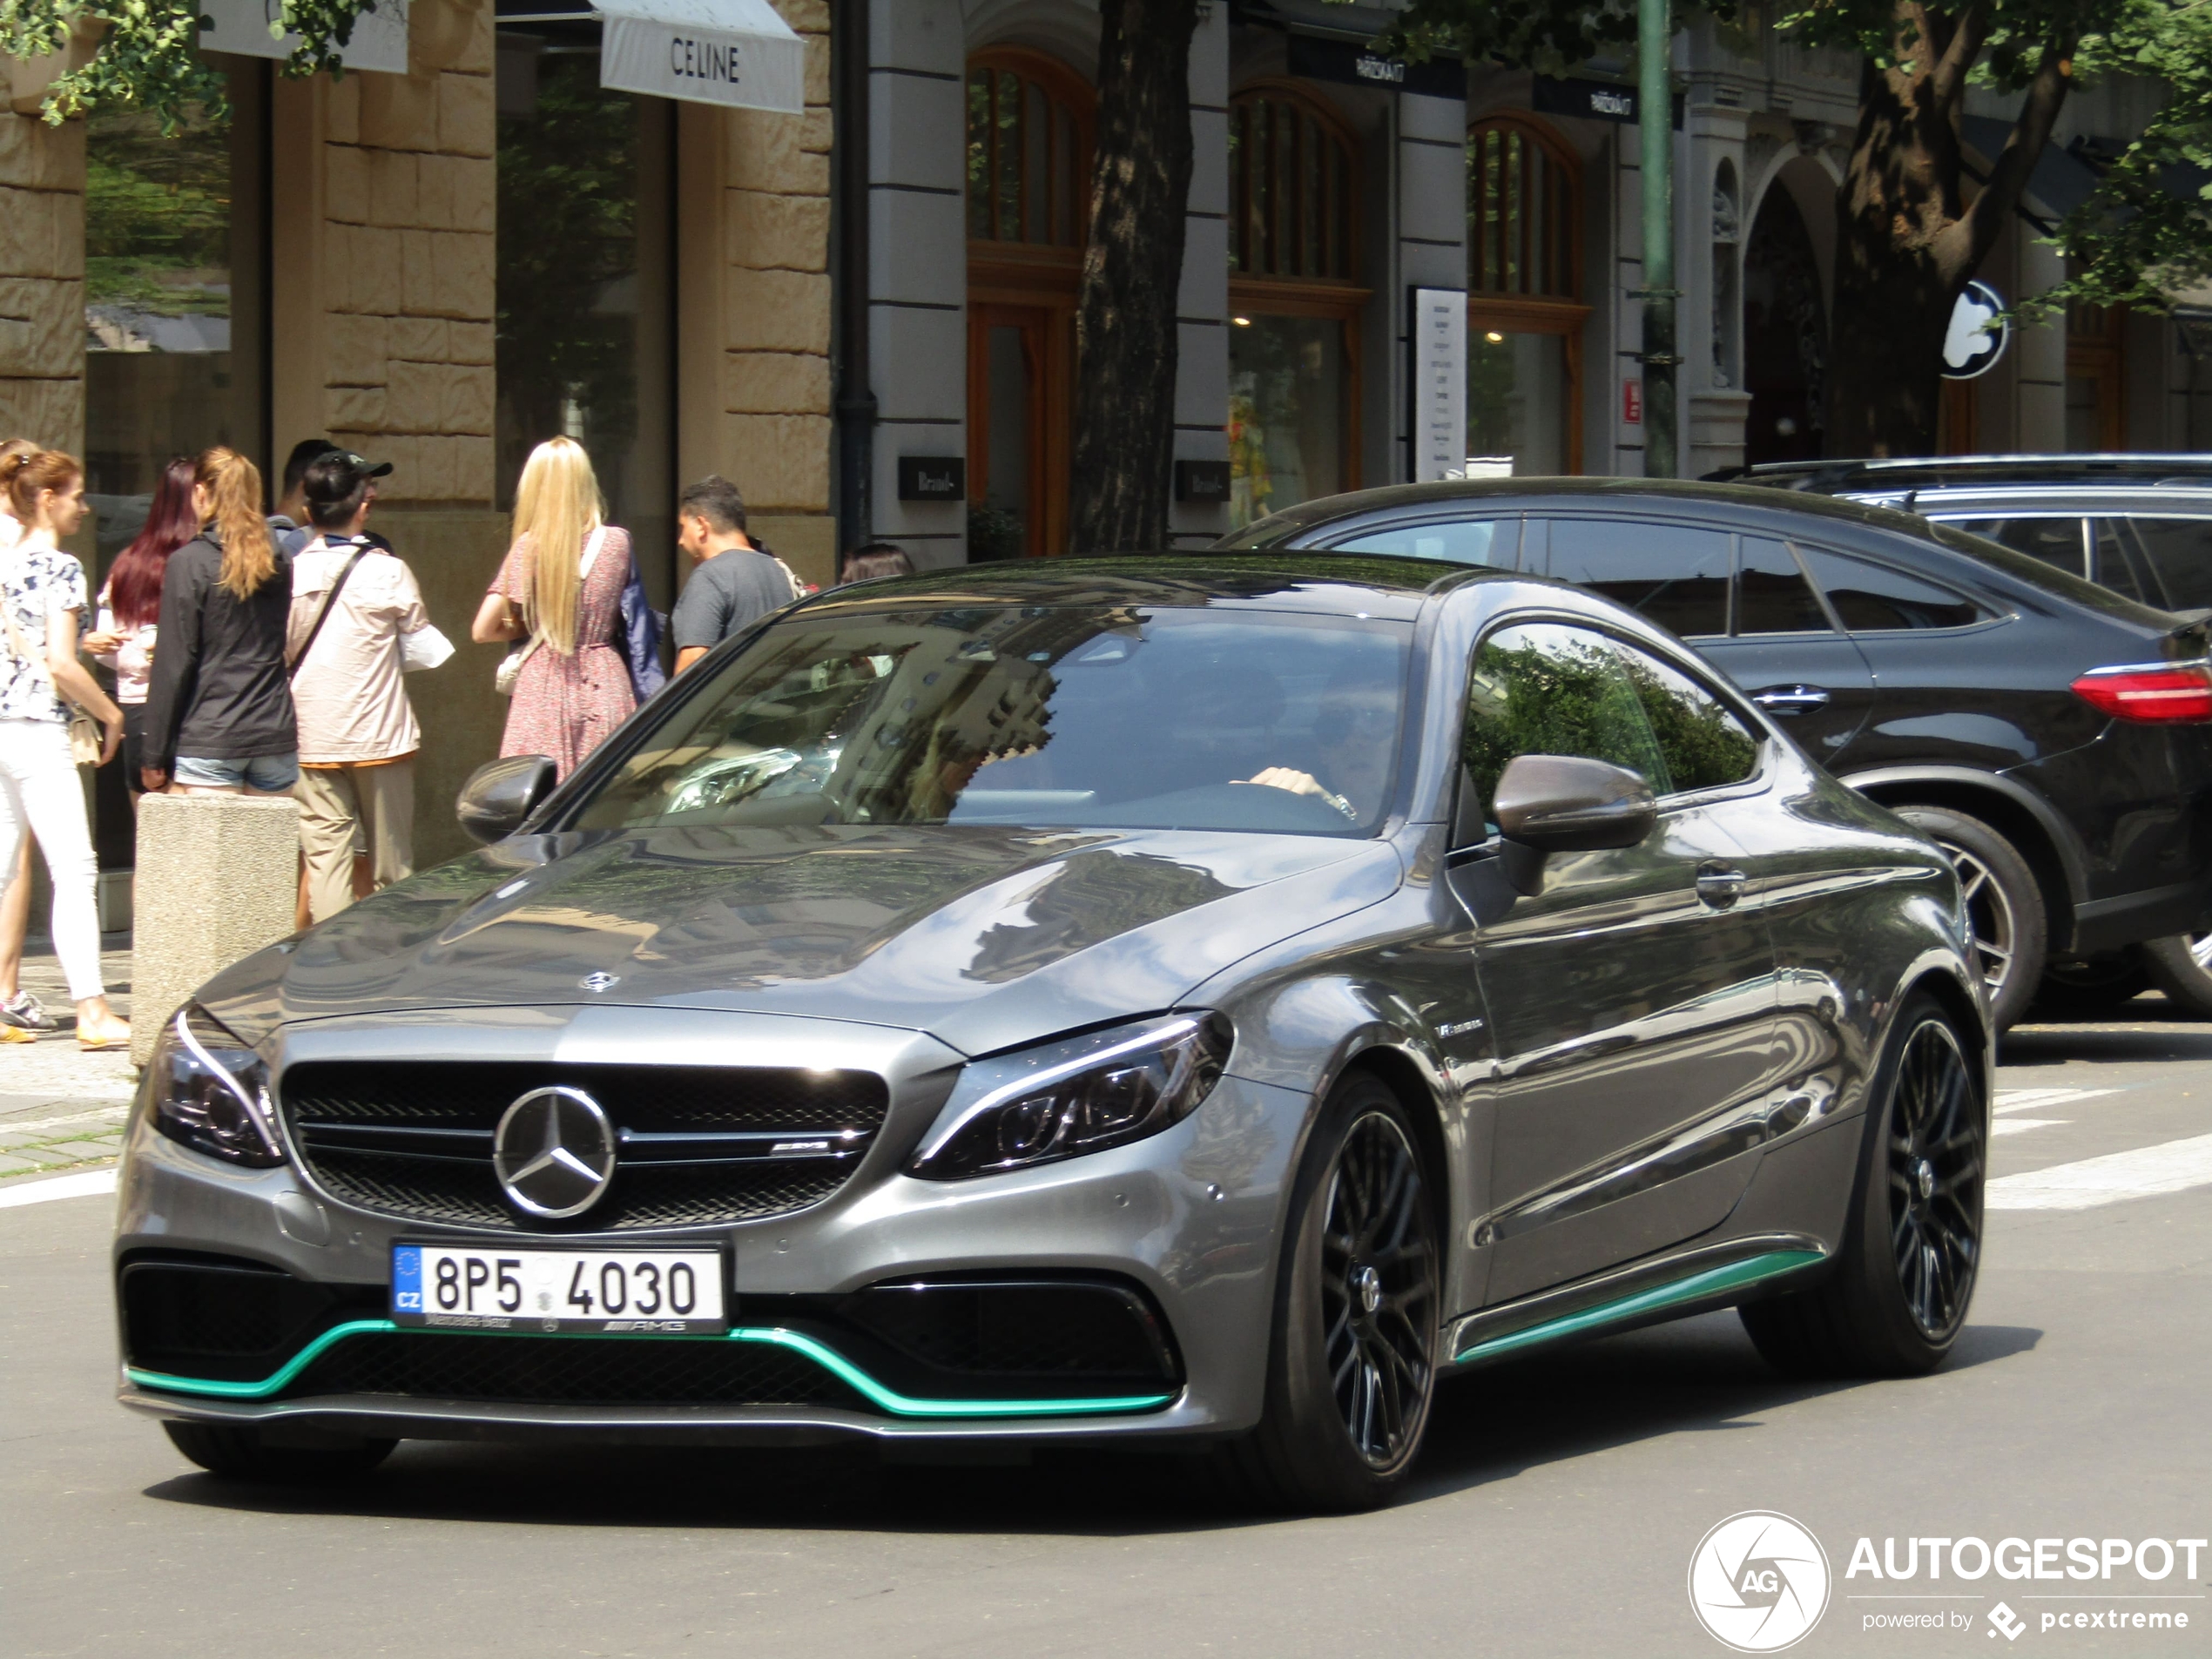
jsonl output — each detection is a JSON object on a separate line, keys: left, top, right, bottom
{"left": 163, "top": 1421, "right": 395, "bottom": 1481}
{"left": 1740, "top": 993, "right": 1984, "bottom": 1377}
{"left": 1893, "top": 806, "right": 2047, "bottom": 1030}
{"left": 1219, "top": 1072, "right": 1440, "bottom": 1512}
{"left": 2142, "top": 932, "right": 2212, "bottom": 1017}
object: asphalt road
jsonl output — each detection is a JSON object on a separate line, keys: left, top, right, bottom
{"left": 4, "top": 1008, "right": 2208, "bottom": 1659}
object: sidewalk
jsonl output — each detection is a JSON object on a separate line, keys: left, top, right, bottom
{"left": 1, "top": 935, "right": 137, "bottom": 1181}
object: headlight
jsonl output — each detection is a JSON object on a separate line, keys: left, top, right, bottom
{"left": 146, "top": 1006, "right": 286, "bottom": 1169}
{"left": 907, "top": 1013, "right": 1232, "bottom": 1180}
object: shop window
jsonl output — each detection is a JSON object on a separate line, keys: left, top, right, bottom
{"left": 83, "top": 66, "right": 266, "bottom": 563}
{"left": 1228, "top": 83, "right": 1367, "bottom": 531}
{"left": 966, "top": 50, "right": 1093, "bottom": 557}
{"left": 494, "top": 30, "right": 674, "bottom": 600}
{"left": 1466, "top": 115, "right": 1587, "bottom": 475}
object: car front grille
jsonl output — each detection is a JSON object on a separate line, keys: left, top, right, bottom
{"left": 280, "top": 1061, "right": 890, "bottom": 1232}
{"left": 286, "top": 1330, "right": 866, "bottom": 1409}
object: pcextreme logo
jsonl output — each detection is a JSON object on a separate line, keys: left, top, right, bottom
{"left": 1689, "top": 1511, "right": 1833, "bottom": 1652}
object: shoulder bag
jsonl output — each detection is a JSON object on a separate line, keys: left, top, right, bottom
{"left": 496, "top": 527, "right": 606, "bottom": 697}
{"left": 287, "top": 543, "right": 371, "bottom": 680}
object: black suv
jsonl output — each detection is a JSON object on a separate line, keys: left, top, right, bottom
{"left": 1218, "top": 477, "right": 2212, "bottom": 1028}
{"left": 1736, "top": 455, "right": 2212, "bottom": 1015}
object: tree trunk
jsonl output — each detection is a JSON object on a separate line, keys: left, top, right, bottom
{"left": 1070, "top": 0, "right": 1197, "bottom": 553}
{"left": 1825, "top": 5, "right": 2073, "bottom": 456}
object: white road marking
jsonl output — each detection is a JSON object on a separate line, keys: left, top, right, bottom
{"left": 1993, "top": 1088, "right": 2115, "bottom": 1116}
{"left": 1992, "top": 1118, "right": 2066, "bottom": 1136}
{"left": 0, "top": 1167, "right": 118, "bottom": 1209}
{"left": 1986, "top": 1131, "right": 2212, "bottom": 1211}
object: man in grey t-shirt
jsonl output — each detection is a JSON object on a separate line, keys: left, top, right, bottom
{"left": 669, "top": 475, "right": 795, "bottom": 672}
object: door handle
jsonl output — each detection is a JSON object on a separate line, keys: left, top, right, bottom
{"left": 1696, "top": 864, "right": 1749, "bottom": 908}
{"left": 1751, "top": 685, "right": 1831, "bottom": 715}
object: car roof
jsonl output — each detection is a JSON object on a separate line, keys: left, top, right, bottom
{"left": 1723, "top": 455, "right": 2212, "bottom": 492}
{"left": 1217, "top": 475, "right": 1946, "bottom": 547}
{"left": 1858, "top": 483, "right": 2212, "bottom": 514}
{"left": 796, "top": 550, "right": 1512, "bottom": 620}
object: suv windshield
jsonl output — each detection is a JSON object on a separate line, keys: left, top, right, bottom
{"left": 570, "top": 605, "right": 1413, "bottom": 837}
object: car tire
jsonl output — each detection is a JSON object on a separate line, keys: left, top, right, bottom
{"left": 2029, "top": 951, "right": 2149, "bottom": 1022}
{"left": 1217, "top": 1071, "right": 1441, "bottom": 1513}
{"left": 1739, "top": 992, "right": 1985, "bottom": 1379}
{"left": 1893, "top": 806, "right": 2047, "bottom": 1031}
{"left": 162, "top": 1421, "right": 395, "bottom": 1481}
{"left": 2141, "top": 933, "right": 2212, "bottom": 1017}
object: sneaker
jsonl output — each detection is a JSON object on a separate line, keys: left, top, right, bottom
{"left": 2, "top": 990, "right": 57, "bottom": 1032}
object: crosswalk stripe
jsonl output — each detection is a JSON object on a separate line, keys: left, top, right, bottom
{"left": 1985, "top": 1131, "right": 2212, "bottom": 1211}
{"left": 1993, "top": 1088, "right": 2115, "bottom": 1116}
{"left": 1991, "top": 1118, "right": 2064, "bottom": 1136}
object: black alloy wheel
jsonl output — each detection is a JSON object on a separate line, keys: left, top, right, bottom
{"left": 1740, "top": 993, "right": 1986, "bottom": 1377}
{"left": 1320, "top": 1111, "right": 1439, "bottom": 1467}
{"left": 2142, "top": 931, "right": 2212, "bottom": 1016}
{"left": 1223, "top": 1072, "right": 1440, "bottom": 1511}
{"left": 1885, "top": 1018, "right": 1982, "bottom": 1339}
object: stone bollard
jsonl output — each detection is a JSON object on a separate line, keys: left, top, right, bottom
{"left": 131, "top": 793, "right": 300, "bottom": 1067}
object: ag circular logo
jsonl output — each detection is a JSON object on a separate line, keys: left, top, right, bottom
{"left": 1688, "top": 1511, "right": 1831, "bottom": 1652}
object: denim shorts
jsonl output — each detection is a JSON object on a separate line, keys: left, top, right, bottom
{"left": 172, "top": 752, "right": 301, "bottom": 792}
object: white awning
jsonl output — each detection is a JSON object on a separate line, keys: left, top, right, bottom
{"left": 199, "top": 0, "right": 411, "bottom": 75}
{"left": 597, "top": 0, "right": 805, "bottom": 113}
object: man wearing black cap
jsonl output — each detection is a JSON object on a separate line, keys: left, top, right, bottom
{"left": 286, "top": 450, "right": 446, "bottom": 923}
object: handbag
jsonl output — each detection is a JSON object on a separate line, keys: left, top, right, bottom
{"left": 0, "top": 570, "right": 105, "bottom": 767}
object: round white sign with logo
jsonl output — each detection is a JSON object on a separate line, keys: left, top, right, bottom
{"left": 1688, "top": 1510, "right": 1831, "bottom": 1652}
{"left": 1942, "top": 280, "right": 2010, "bottom": 380}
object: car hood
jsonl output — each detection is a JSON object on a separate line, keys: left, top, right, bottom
{"left": 198, "top": 824, "right": 1403, "bottom": 1057}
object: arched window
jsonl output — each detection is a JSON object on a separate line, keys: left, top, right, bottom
{"left": 1466, "top": 114, "right": 1588, "bottom": 475}
{"left": 1468, "top": 116, "right": 1580, "bottom": 301}
{"left": 1231, "top": 88, "right": 1358, "bottom": 282}
{"left": 967, "top": 51, "right": 1091, "bottom": 252}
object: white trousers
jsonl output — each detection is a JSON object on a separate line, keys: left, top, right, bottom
{"left": 0, "top": 718, "right": 104, "bottom": 1001}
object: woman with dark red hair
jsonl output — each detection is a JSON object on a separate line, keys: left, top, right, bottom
{"left": 84, "top": 455, "right": 198, "bottom": 799}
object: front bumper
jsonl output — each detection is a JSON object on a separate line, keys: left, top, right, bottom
{"left": 114, "top": 1042, "right": 1312, "bottom": 1444}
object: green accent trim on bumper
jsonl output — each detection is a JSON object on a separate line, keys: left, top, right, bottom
{"left": 125, "top": 1322, "right": 1177, "bottom": 1420}
{"left": 1454, "top": 1248, "right": 1825, "bottom": 1365}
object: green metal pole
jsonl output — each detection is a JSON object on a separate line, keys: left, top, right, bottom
{"left": 1638, "top": 0, "right": 1678, "bottom": 476}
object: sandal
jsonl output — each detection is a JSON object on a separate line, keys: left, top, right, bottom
{"left": 78, "top": 1028, "right": 132, "bottom": 1052}
{"left": 2, "top": 1025, "right": 36, "bottom": 1044}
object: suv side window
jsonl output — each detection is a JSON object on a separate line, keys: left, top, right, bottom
{"left": 1612, "top": 641, "right": 1761, "bottom": 792}
{"left": 2127, "top": 517, "right": 2212, "bottom": 610}
{"left": 1462, "top": 623, "right": 1669, "bottom": 820}
{"left": 1329, "top": 518, "right": 1518, "bottom": 567}
{"left": 1795, "top": 547, "right": 1986, "bottom": 631}
{"left": 1541, "top": 519, "right": 1730, "bottom": 638}
{"left": 2090, "top": 519, "right": 2150, "bottom": 605}
{"left": 1735, "top": 537, "right": 1831, "bottom": 634}
{"left": 1947, "top": 517, "right": 2087, "bottom": 578}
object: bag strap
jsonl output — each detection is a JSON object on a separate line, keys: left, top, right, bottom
{"left": 288, "top": 543, "right": 371, "bottom": 678}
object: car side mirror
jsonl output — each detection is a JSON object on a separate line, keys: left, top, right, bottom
{"left": 1494, "top": 754, "right": 1658, "bottom": 853}
{"left": 456, "top": 755, "right": 557, "bottom": 846}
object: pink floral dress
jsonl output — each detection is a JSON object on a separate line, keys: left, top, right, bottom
{"left": 491, "top": 527, "right": 637, "bottom": 778}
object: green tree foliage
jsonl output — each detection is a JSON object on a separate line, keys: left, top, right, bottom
{"left": 84, "top": 104, "right": 230, "bottom": 314}
{"left": 0, "top": 0, "right": 375, "bottom": 127}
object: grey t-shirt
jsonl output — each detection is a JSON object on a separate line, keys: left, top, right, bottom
{"left": 670, "top": 545, "right": 792, "bottom": 652}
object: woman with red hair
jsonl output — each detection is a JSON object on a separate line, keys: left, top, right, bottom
{"left": 84, "top": 455, "right": 198, "bottom": 799}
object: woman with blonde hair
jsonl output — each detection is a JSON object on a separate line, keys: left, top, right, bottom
{"left": 142, "top": 447, "right": 298, "bottom": 795}
{"left": 471, "top": 436, "right": 639, "bottom": 777}
{"left": 0, "top": 447, "right": 130, "bottom": 1049}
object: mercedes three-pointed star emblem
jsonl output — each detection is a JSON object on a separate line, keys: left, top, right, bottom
{"left": 491, "top": 1086, "right": 617, "bottom": 1218}
{"left": 579, "top": 972, "right": 620, "bottom": 993}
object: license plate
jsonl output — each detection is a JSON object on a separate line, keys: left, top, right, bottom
{"left": 391, "top": 1243, "right": 726, "bottom": 1335}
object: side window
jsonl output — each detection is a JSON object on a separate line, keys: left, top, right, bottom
{"left": 1796, "top": 547, "right": 1986, "bottom": 631}
{"left": 1735, "top": 537, "right": 1831, "bottom": 635}
{"left": 2125, "top": 518, "right": 2212, "bottom": 610}
{"left": 2090, "top": 519, "right": 2149, "bottom": 605}
{"left": 1330, "top": 518, "right": 1516, "bottom": 567}
{"left": 1462, "top": 623, "right": 1668, "bottom": 820}
{"left": 1946, "top": 517, "right": 2087, "bottom": 578}
{"left": 1542, "top": 519, "right": 1730, "bottom": 638}
{"left": 1613, "top": 644, "right": 1761, "bottom": 793}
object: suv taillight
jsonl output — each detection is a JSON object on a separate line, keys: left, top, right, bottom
{"left": 2069, "top": 662, "right": 2212, "bottom": 724}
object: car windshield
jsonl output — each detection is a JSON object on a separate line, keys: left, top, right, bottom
{"left": 569, "top": 605, "right": 1414, "bottom": 837}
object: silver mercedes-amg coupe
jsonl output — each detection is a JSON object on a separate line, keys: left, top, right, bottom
{"left": 115, "top": 553, "right": 1990, "bottom": 1509}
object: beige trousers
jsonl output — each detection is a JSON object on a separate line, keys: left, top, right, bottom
{"left": 295, "top": 758, "right": 415, "bottom": 924}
